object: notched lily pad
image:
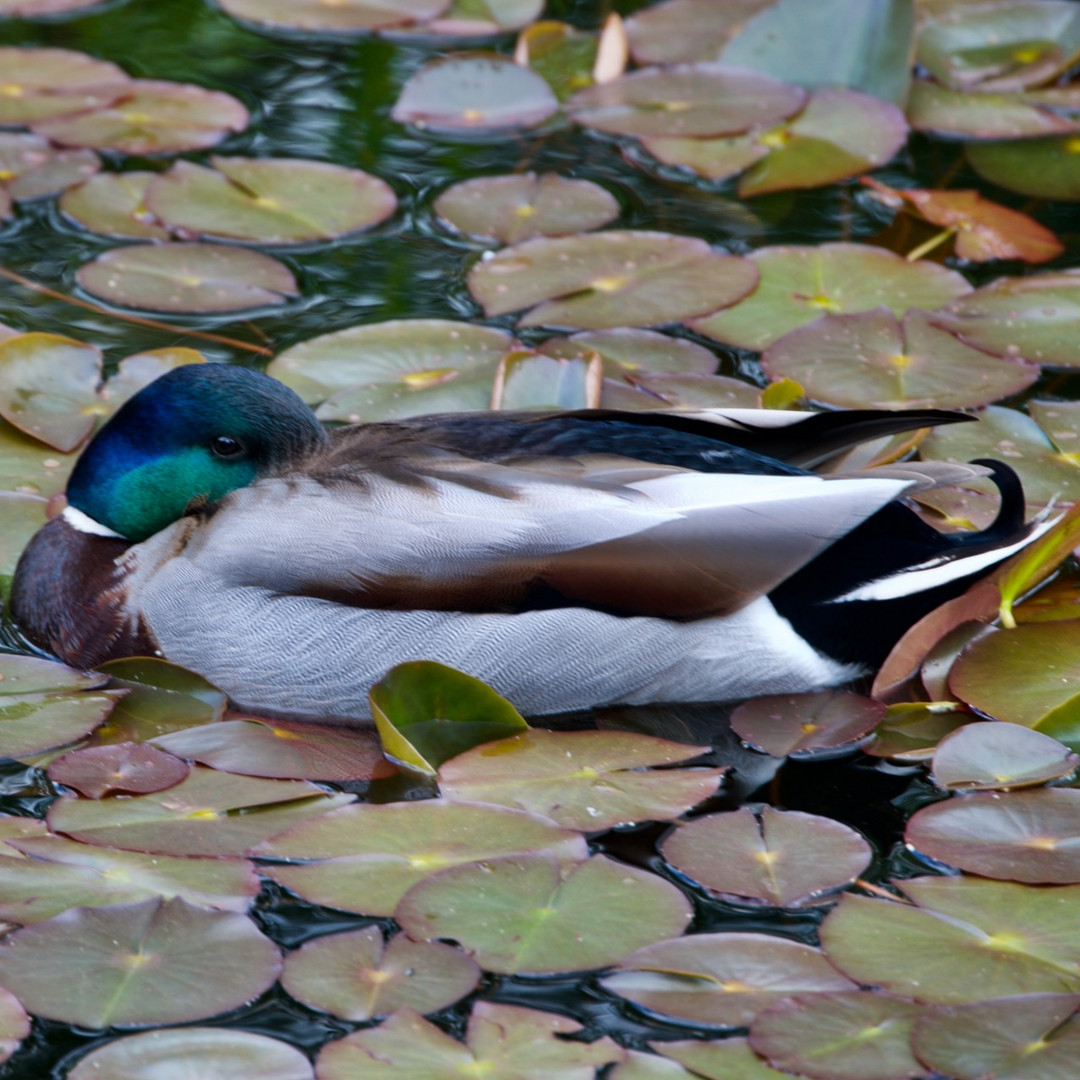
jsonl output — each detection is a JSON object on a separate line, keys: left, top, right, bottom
{"left": 0, "top": 48, "right": 128, "bottom": 126}
{"left": 0, "top": 133, "right": 100, "bottom": 202}
{"left": 47, "top": 741, "right": 190, "bottom": 798}
{"left": 930, "top": 721, "right": 1078, "bottom": 790}
{"left": 60, "top": 172, "right": 172, "bottom": 240}
{"left": 731, "top": 691, "right": 885, "bottom": 758}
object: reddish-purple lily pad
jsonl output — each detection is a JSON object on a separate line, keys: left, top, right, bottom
{"left": 731, "top": 691, "right": 885, "bottom": 758}
{"left": 0, "top": 133, "right": 99, "bottom": 202}
{"left": 32, "top": 79, "right": 249, "bottom": 155}
{"left": 59, "top": 172, "right": 172, "bottom": 240}
{"left": 468, "top": 230, "right": 759, "bottom": 329}
{"left": 907, "top": 78, "right": 1080, "bottom": 139}
{"left": 0, "top": 896, "right": 280, "bottom": 1027}
{"left": 281, "top": 926, "right": 479, "bottom": 1020}
{"left": 392, "top": 54, "right": 558, "bottom": 133}
{"left": 434, "top": 172, "right": 618, "bottom": 244}
{"left": 967, "top": 135, "right": 1080, "bottom": 203}
{"left": 215, "top": 0, "right": 449, "bottom": 32}
{"left": 0, "top": 48, "right": 127, "bottom": 125}
{"left": 47, "top": 741, "right": 190, "bottom": 798}
{"left": 625, "top": 0, "right": 775, "bottom": 65}
{"left": 930, "top": 721, "right": 1078, "bottom": 790}
{"left": 77, "top": 242, "right": 298, "bottom": 313}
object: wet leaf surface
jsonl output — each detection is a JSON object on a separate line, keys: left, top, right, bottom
{"left": 0, "top": 133, "right": 99, "bottom": 202}
{"left": 0, "top": 491, "right": 47, "bottom": 583}
{"left": 648, "top": 1038, "right": 798, "bottom": 1080}
{"left": 0, "top": 47, "right": 128, "bottom": 125}
{"left": 538, "top": 327, "right": 719, "bottom": 376}
{"left": 59, "top": 171, "right": 172, "bottom": 240}
{"left": 216, "top": 0, "right": 449, "bottom": 32}
{"left": 906, "top": 78, "right": 1080, "bottom": 139}
{"left": 966, "top": 135, "right": 1080, "bottom": 203}
{"left": 491, "top": 347, "right": 601, "bottom": 409}
{"left": 730, "top": 690, "right": 884, "bottom": 757}
{"left": 930, "top": 721, "right": 1078, "bottom": 790}
{"left": 47, "top": 741, "right": 190, "bottom": 798}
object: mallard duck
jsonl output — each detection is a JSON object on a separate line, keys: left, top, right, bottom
{"left": 10, "top": 364, "right": 1044, "bottom": 722}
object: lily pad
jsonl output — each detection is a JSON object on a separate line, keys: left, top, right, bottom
{"left": 749, "top": 992, "right": 925, "bottom": 1080}
{"left": 47, "top": 741, "right": 190, "bottom": 798}
{"left": 48, "top": 767, "right": 354, "bottom": 856}
{"left": 907, "top": 78, "right": 1080, "bottom": 139}
{"left": 215, "top": 0, "right": 449, "bottom": 32}
{"left": 906, "top": 787, "right": 1080, "bottom": 883}
{"left": 0, "top": 48, "right": 128, "bottom": 126}
{"left": 145, "top": 157, "right": 396, "bottom": 244}
{"left": 468, "top": 230, "right": 759, "bottom": 329}
{"left": 490, "top": 348, "right": 602, "bottom": 410}
{"left": 0, "top": 988, "right": 27, "bottom": 1067}
{"left": 761, "top": 307, "right": 1039, "bottom": 409}
{"left": 820, "top": 875, "right": 1080, "bottom": 1003}
{"left": 0, "top": 896, "right": 280, "bottom": 1027}
{"left": 624, "top": 0, "right": 776, "bottom": 65}
{"left": 602, "top": 371, "right": 761, "bottom": 410}
{"left": 730, "top": 691, "right": 885, "bottom": 757}
{"left": 69, "top": 1028, "right": 314, "bottom": 1080}
{"left": 76, "top": 242, "right": 298, "bottom": 314}
{"left": 434, "top": 172, "right": 618, "bottom": 244}
{"left": 254, "top": 798, "right": 587, "bottom": 916}
{"left": 0, "top": 133, "right": 100, "bottom": 202}
{"left": 966, "top": 135, "right": 1080, "bottom": 202}
{"left": 438, "top": 728, "right": 722, "bottom": 831}
{"left": 281, "top": 925, "right": 479, "bottom": 1020}
{"left": 0, "top": 492, "right": 46, "bottom": 583}
{"left": 32, "top": 79, "right": 250, "bottom": 156}
{"left": 392, "top": 54, "right": 558, "bottom": 133}
{"left": 538, "top": 327, "right": 719, "bottom": 376}
{"left": 660, "top": 806, "right": 871, "bottom": 907}
{"left": 427, "top": 0, "right": 543, "bottom": 35}
{"left": 317, "top": 1002, "right": 622, "bottom": 1080}
{"left": 514, "top": 18, "right": 623, "bottom": 102}
{"left": 567, "top": 63, "right": 805, "bottom": 138}
{"left": 690, "top": 243, "right": 971, "bottom": 352}
{"left": 396, "top": 853, "right": 692, "bottom": 974}
{"left": 930, "top": 721, "right": 1078, "bottom": 790}
{"left": 97, "top": 346, "right": 207, "bottom": 411}
{"left": 0, "top": 0, "right": 106, "bottom": 12}
{"left": 0, "top": 421, "right": 77, "bottom": 497}
{"left": 59, "top": 172, "right": 172, "bottom": 240}
{"left": 648, "top": 1039, "right": 800, "bottom": 1080}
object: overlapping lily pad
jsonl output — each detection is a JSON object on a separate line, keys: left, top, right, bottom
{"left": 434, "top": 172, "right": 618, "bottom": 244}
{"left": 0, "top": 133, "right": 99, "bottom": 201}
{"left": 76, "top": 242, "right": 298, "bottom": 313}
{"left": 690, "top": 243, "right": 971, "bottom": 352}
{"left": 644, "top": 1039, "right": 798, "bottom": 1080}
{"left": 32, "top": 80, "right": 249, "bottom": 155}
{"left": 0, "top": 48, "right": 127, "bottom": 126}
{"left": 600, "top": 932, "right": 856, "bottom": 1027}
{"left": 0, "top": 989, "right": 27, "bottom": 1067}
{"left": 538, "top": 327, "right": 719, "bottom": 376}
{"left": 216, "top": 0, "right": 449, "bottom": 32}
{"left": 514, "top": 16, "right": 626, "bottom": 102}
{"left": 0, "top": 492, "right": 47, "bottom": 582}
{"left": 730, "top": 691, "right": 884, "bottom": 757}
{"left": 60, "top": 172, "right": 172, "bottom": 240}
{"left": 47, "top": 741, "right": 189, "bottom": 798}
{"left": 907, "top": 78, "right": 1080, "bottom": 139}
{"left": 967, "top": 135, "right": 1080, "bottom": 202}
{"left": 396, "top": 853, "right": 692, "bottom": 974}
{"left": 761, "top": 307, "right": 1039, "bottom": 409}
{"left": 0, "top": 896, "right": 280, "bottom": 1027}
{"left": 625, "top": 0, "right": 778, "bottom": 65}
{"left": 602, "top": 371, "right": 761, "bottom": 410}
{"left": 661, "top": 806, "right": 871, "bottom": 907}
{"left": 254, "top": 799, "right": 587, "bottom": 916}
{"left": 468, "top": 230, "right": 759, "bottom": 329}
{"left": 281, "top": 926, "right": 479, "bottom": 1020}
{"left": 930, "top": 721, "right": 1078, "bottom": 790}
{"left": 428, "top": 0, "right": 544, "bottom": 36}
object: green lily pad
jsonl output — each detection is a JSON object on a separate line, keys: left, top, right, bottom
{"left": 76, "top": 242, "right": 298, "bottom": 314}
{"left": 567, "top": 63, "right": 805, "bottom": 138}
{"left": 47, "top": 741, "right": 189, "bottom": 798}
{"left": 0, "top": 332, "right": 102, "bottom": 452}
{"left": 392, "top": 54, "right": 558, "bottom": 133}
{"left": 600, "top": 932, "right": 856, "bottom": 1027}
{"left": 912, "top": 993, "right": 1080, "bottom": 1080}
{"left": 610, "top": 1050, "right": 695, "bottom": 1080}
{"left": 317, "top": 1002, "right": 622, "bottom": 1080}
{"left": 215, "top": 0, "right": 449, "bottom": 32}
{"left": 145, "top": 157, "right": 396, "bottom": 244}
{"left": 906, "top": 79, "right": 1080, "bottom": 139}
{"left": 266, "top": 319, "right": 515, "bottom": 405}
{"left": 967, "top": 135, "right": 1080, "bottom": 202}
{"left": 0, "top": 896, "right": 280, "bottom": 1028}
{"left": 490, "top": 348, "right": 601, "bottom": 410}
{"left": 0, "top": 492, "right": 46, "bottom": 583}
{"left": 281, "top": 925, "right": 479, "bottom": 1020}
{"left": 427, "top": 0, "right": 543, "bottom": 35}
{"left": 624, "top": 0, "right": 776, "bottom": 65}
{"left": 60, "top": 172, "right": 172, "bottom": 240}
{"left": 0, "top": 988, "right": 27, "bottom": 1067}
{"left": 601, "top": 371, "right": 760, "bottom": 410}
{"left": 730, "top": 691, "right": 885, "bottom": 757}
{"left": 0, "top": 48, "right": 128, "bottom": 126}
{"left": 0, "top": 654, "right": 106, "bottom": 696}
{"left": 48, "top": 766, "right": 353, "bottom": 856}
{"left": 660, "top": 806, "right": 871, "bottom": 907}
{"left": 0, "top": 133, "right": 100, "bottom": 202}
{"left": 396, "top": 853, "right": 692, "bottom": 974}
{"left": 749, "top": 992, "right": 925, "bottom": 1080}
{"left": 32, "top": 79, "right": 249, "bottom": 155}
{"left": 906, "top": 787, "right": 1080, "bottom": 883}
{"left": 634, "top": 1039, "right": 798, "bottom": 1080}
{"left": 370, "top": 660, "right": 529, "bottom": 775}
{"left": 538, "top": 327, "right": 719, "bottom": 376}
{"left": 690, "top": 242, "right": 971, "bottom": 352}
{"left": 761, "top": 307, "right": 1039, "bottom": 409}
{"left": 254, "top": 798, "right": 587, "bottom": 916}
{"left": 434, "top": 172, "right": 618, "bottom": 244}
{"left": 820, "top": 875, "right": 1080, "bottom": 1003}
{"left": 468, "top": 230, "right": 759, "bottom": 329}
{"left": 0, "top": 421, "right": 76, "bottom": 496}
{"left": 930, "top": 721, "right": 1078, "bottom": 790}
{"left": 0, "top": 817, "right": 48, "bottom": 858}
{"left": 69, "top": 1028, "right": 314, "bottom": 1080}
{"left": 438, "top": 728, "right": 722, "bottom": 831}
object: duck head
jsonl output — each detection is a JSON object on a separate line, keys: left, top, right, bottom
{"left": 67, "top": 363, "right": 329, "bottom": 542}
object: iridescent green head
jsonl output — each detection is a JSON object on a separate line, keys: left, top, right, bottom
{"left": 67, "top": 364, "right": 329, "bottom": 541}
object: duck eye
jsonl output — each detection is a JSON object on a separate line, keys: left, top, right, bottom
{"left": 210, "top": 435, "right": 246, "bottom": 460}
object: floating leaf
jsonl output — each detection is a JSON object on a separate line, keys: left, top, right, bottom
{"left": 690, "top": 243, "right": 971, "bottom": 352}
{"left": 69, "top": 1028, "right": 314, "bottom": 1080}
{"left": 434, "top": 172, "right": 618, "bottom": 244}
{"left": 145, "top": 157, "right": 396, "bottom": 244}
{"left": 430, "top": 0, "right": 543, "bottom": 35}
{"left": 255, "top": 799, "right": 587, "bottom": 917}
{"left": 49, "top": 767, "right": 353, "bottom": 856}
{"left": 392, "top": 54, "right": 558, "bottom": 133}
{"left": 0, "top": 492, "right": 46, "bottom": 583}
{"left": 439, "top": 728, "right": 721, "bottom": 830}
{"left": 624, "top": 0, "right": 776, "bottom": 65}
{"left": 0, "top": 988, "right": 27, "bottom": 1067}
{"left": 538, "top": 327, "right": 719, "bottom": 376}
{"left": 0, "top": 133, "right": 100, "bottom": 202}
{"left": 77, "top": 242, "right": 298, "bottom": 314}
{"left": 490, "top": 348, "right": 601, "bottom": 410}
{"left": 749, "top": 992, "right": 925, "bottom": 1080}
{"left": 930, "top": 721, "right": 1078, "bottom": 790}
{"left": 731, "top": 691, "right": 885, "bottom": 757}
{"left": 97, "top": 346, "right": 206, "bottom": 411}
{"left": 215, "top": 0, "right": 449, "bottom": 32}
{"left": 602, "top": 371, "right": 760, "bottom": 410}
{"left": 60, "top": 172, "right": 172, "bottom": 240}
{"left": 0, "top": 48, "right": 128, "bottom": 126}
{"left": 0, "top": 0, "right": 105, "bottom": 12}
{"left": 649, "top": 1039, "right": 798, "bottom": 1080}
{"left": 396, "top": 853, "right": 692, "bottom": 974}
{"left": 567, "top": 63, "right": 805, "bottom": 138}
{"left": 0, "top": 896, "right": 280, "bottom": 1027}
{"left": 281, "top": 926, "right": 479, "bottom": 1020}
{"left": 32, "top": 80, "right": 249, "bottom": 155}
{"left": 514, "top": 19, "right": 609, "bottom": 102}
{"left": 601, "top": 933, "right": 856, "bottom": 1027}
{"left": 661, "top": 806, "right": 871, "bottom": 907}
{"left": 761, "top": 307, "right": 1039, "bottom": 409}
{"left": 907, "top": 78, "right": 1080, "bottom": 139}
{"left": 369, "top": 660, "right": 528, "bottom": 775}
{"left": 820, "top": 875, "right": 1080, "bottom": 1003}
{"left": 468, "top": 230, "right": 759, "bottom": 329}
{"left": 0, "top": 818, "right": 48, "bottom": 858}
{"left": 967, "top": 134, "right": 1080, "bottom": 203}
{"left": 47, "top": 741, "right": 189, "bottom": 798}
{"left": 0, "top": 654, "right": 106, "bottom": 696}
{"left": 0, "top": 422, "right": 76, "bottom": 496}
